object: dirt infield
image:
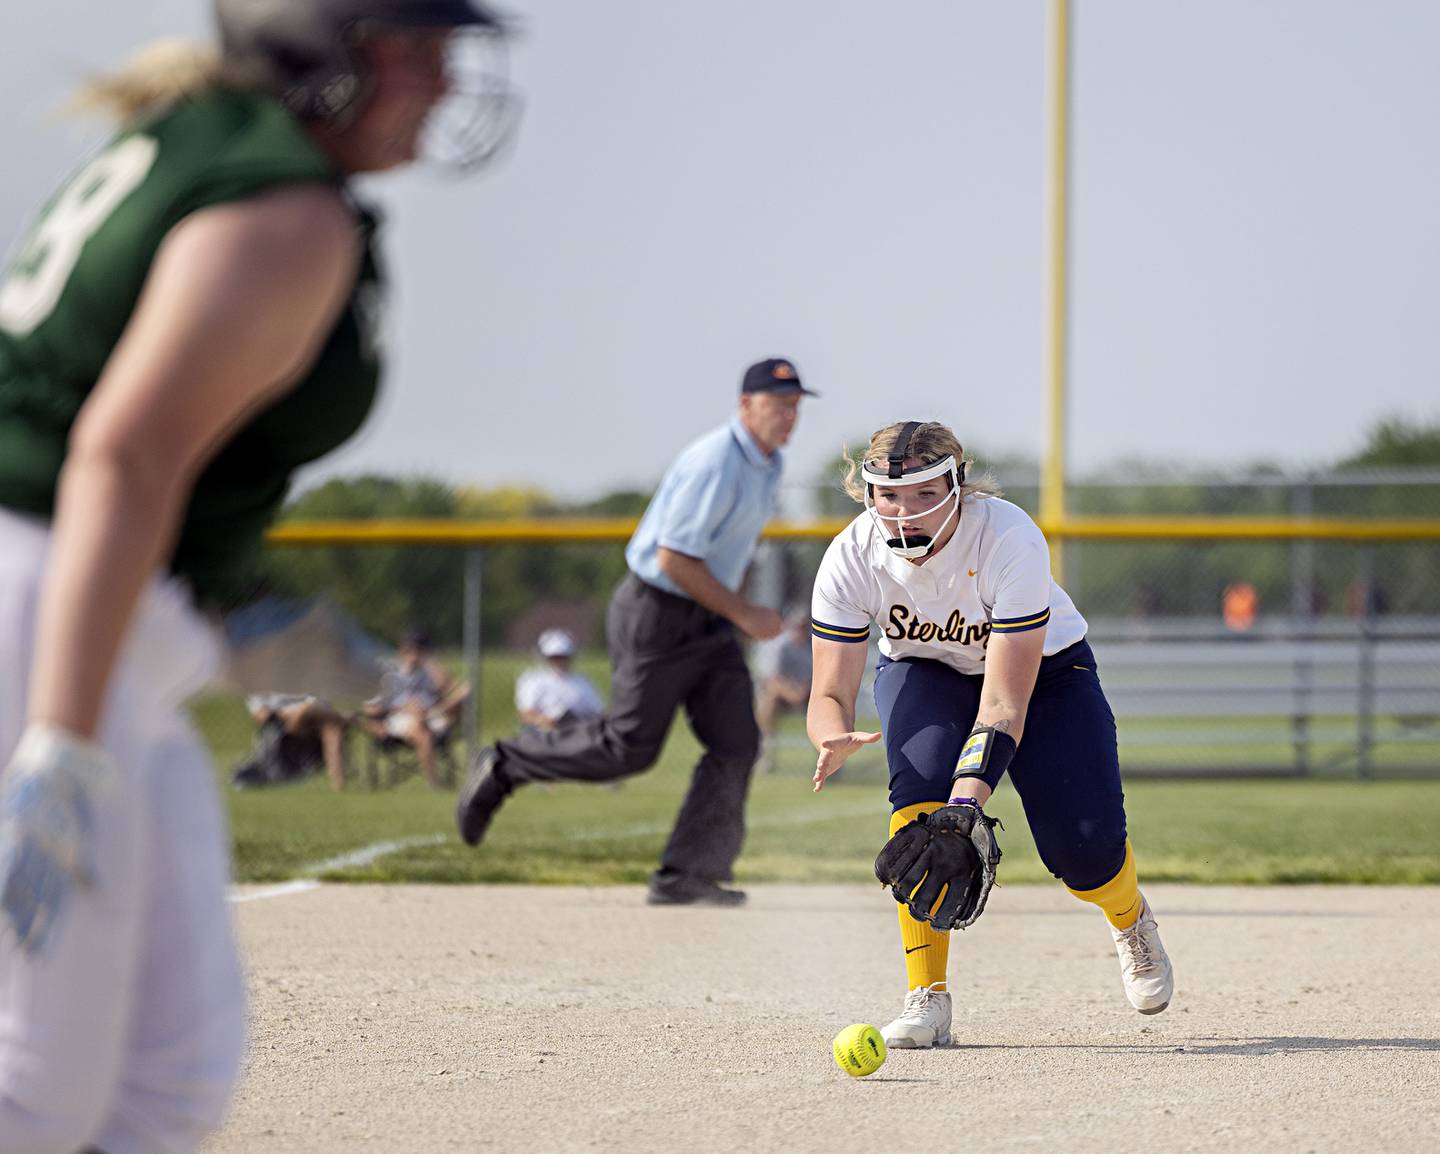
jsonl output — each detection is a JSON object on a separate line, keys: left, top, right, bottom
{"left": 206, "top": 884, "right": 1440, "bottom": 1154}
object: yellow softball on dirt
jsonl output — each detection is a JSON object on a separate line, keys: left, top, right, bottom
{"left": 832, "top": 1023, "right": 886, "bottom": 1078}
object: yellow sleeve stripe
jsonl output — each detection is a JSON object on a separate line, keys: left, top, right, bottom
{"left": 811, "top": 618, "right": 871, "bottom": 643}
{"left": 991, "top": 608, "right": 1051, "bottom": 634}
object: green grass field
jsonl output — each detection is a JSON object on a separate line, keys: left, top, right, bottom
{"left": 225, "top": 767, "right": 1440, "bottom": 887}
{"left": 202, "top": 658, "right": 1440, "bottom": 886}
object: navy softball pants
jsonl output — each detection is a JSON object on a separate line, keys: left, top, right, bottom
{"left": 873, "top": 639, "right": 1128, "bottom": 892}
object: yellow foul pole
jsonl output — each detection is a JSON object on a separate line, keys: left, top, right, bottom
{"left": 1043, "top": 0, "right": 1072, "bottom": 580}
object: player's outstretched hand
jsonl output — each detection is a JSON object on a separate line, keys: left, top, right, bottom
{"left": 0, "top": 724, "right": 115, "bottom": 957}
{"left": 813, "top": 731, "right": 882, "bottom": 792}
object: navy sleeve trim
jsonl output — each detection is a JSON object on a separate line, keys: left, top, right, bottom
{"left": 811, "top": 618, "right": 871, "bottom": 643}
{"left": 990, "top": 608, "right": 1051, "bottom": 634}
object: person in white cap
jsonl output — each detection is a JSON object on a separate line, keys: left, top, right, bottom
{"left": 514, "top": 629, "right": 604, "bottom": 732}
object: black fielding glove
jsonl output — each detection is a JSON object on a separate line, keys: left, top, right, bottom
{"left": 873, "top": 816, "right": 932, "bottom": 894}
{"left": 873, "top": 800, "right": 1002, "bottom": 932}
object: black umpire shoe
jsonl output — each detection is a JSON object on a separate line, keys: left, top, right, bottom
{"left": 455, "top": 746, "right": 514, "bottom": 847}
{"left": 645, "top": 870, "right": 747, "bottom": 907}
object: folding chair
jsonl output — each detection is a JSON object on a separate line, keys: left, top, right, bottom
{"left": 359, "top": 711, "right": 460, "bottom": 789}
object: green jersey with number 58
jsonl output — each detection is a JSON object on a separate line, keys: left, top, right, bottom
{"left": 0, "top": 87, "right": 382, "bottom": 605}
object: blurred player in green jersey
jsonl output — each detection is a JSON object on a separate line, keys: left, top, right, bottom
{"left": 0, "top": 3, "right": 515, "bottom": 1150}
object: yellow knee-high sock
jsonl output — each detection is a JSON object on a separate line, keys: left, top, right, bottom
{"left": 891, "top": 803, "right": 950, "bottom": 991}
{"left": 1067, "top": 839, "right": 1142, "bottom": 929}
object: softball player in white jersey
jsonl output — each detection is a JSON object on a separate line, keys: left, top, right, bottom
{"left": 0, "top": 1, "right": 515, "bottom": 1149}
{"left": 807, "top": 421, "right": 1174, "bottom": 1049}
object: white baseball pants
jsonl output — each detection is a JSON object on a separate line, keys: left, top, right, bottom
{"left": 0, "top": 508, "right": 246, "bottom": 1154}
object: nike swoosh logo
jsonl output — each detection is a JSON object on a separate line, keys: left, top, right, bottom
{"left": 905, "top": 944, "right": 930, "bottom": 954}
{"left": 968, "top": 569, "right": 978, "bottom": 577}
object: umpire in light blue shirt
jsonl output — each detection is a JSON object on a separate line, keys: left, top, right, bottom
{"left": 458, "top": 358, "right": 816, "bottom": 905}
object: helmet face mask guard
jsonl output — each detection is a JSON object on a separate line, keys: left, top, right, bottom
{"left": 418, "top": 22, "right": 519, "bottom": 173}
{"left": 861, "top": 421, "right": 965, "bottom": 559}
{"left": 215, "top": 0, "right": 521, "bottom": 173}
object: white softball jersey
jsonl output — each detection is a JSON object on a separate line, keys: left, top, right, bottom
{"left": 514, "top": 665, "right": 605, "bottom": 723}
{"left": 810, "top": 496, "right": 1087, "bottom": 674}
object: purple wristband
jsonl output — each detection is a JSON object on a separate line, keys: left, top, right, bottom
{"left": 947, "top": 795, "right": 982, "bottom": 808}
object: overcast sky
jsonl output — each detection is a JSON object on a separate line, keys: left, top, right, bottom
{"left": 4, "top": 2, "right": 1438, "bottom": 506}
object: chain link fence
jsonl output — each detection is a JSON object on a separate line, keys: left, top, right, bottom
{"left": 194, "top": 471, "right": 1440, "bottom": 783}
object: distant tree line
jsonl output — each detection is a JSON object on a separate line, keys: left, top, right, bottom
{"left": 261, "top": 480, "right": 648, "bottom": 646}
{"left": 1059, "top": 419, "right": 1440, "bottom": 620}
{"left": 260, "top": 418, "right": 1440, "bottom": 644}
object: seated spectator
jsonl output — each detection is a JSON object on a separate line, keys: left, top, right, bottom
{"left": 358, "top": 629, "right": 470, "bottom": 789}
{"left": 235, "top": 693, "right": 351, "bottom": 791}
{"left": 515, "top": 629, "right": 604, "bottom": 733}
{"left": 755, "top": 611, "right": 813, "bottom": 773}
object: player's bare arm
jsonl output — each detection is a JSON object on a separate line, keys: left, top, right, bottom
{"left": 656, "top": 546, "right": 783, "bottom": 640}
{"left": 808, "top": 633, "right": 880, "bottom": 791}
{"left": 29, "top": 185, "right": 360, "bottom": 738}
{"left": 950, "top": 627, "right": 1047, "bottom": 804}
{"left": 975, "top": 627, "right": 1045, "bottom": 742}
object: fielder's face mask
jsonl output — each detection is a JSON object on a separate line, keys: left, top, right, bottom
{"left": 415, "top": 24, "right": 520, "bottom": 173}
{"left": 862, "top": 421, "right": 964, "bottom": 559}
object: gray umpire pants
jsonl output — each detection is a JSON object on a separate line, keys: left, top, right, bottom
{"left": 493, "top": 573, "right": 761, "bottom": 883}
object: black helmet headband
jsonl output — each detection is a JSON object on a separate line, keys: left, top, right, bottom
{"left": 860, "top": 422, "right": 967, "bottom": 490}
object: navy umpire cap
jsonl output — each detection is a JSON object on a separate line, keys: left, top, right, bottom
{"left": 741, "top": 358, "right": 818, "bottom": 397}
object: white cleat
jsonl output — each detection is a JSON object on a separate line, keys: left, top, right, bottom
{"left": 1111, "top": 895, "right": 1174, "bottom": 1015}
{"left": 881, "top": 983, "right": 952, "bottom": 1049}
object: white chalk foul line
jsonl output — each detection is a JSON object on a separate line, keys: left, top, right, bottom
{"left": 229, "top": 834, "right": 447, "bottom": 904}
{"left": 304, "top": 834, "right": 448, "bottom": 874}
{"left": 231, "top": 799, "right": 887, "bottom": 902}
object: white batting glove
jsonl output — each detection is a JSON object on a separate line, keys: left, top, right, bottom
{"left": 0, "top": 723, "right": 116, "bottom": 956}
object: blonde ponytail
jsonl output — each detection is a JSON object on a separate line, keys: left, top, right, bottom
{"left": 68, "top": 40, "right": 224, "bottom": 125}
